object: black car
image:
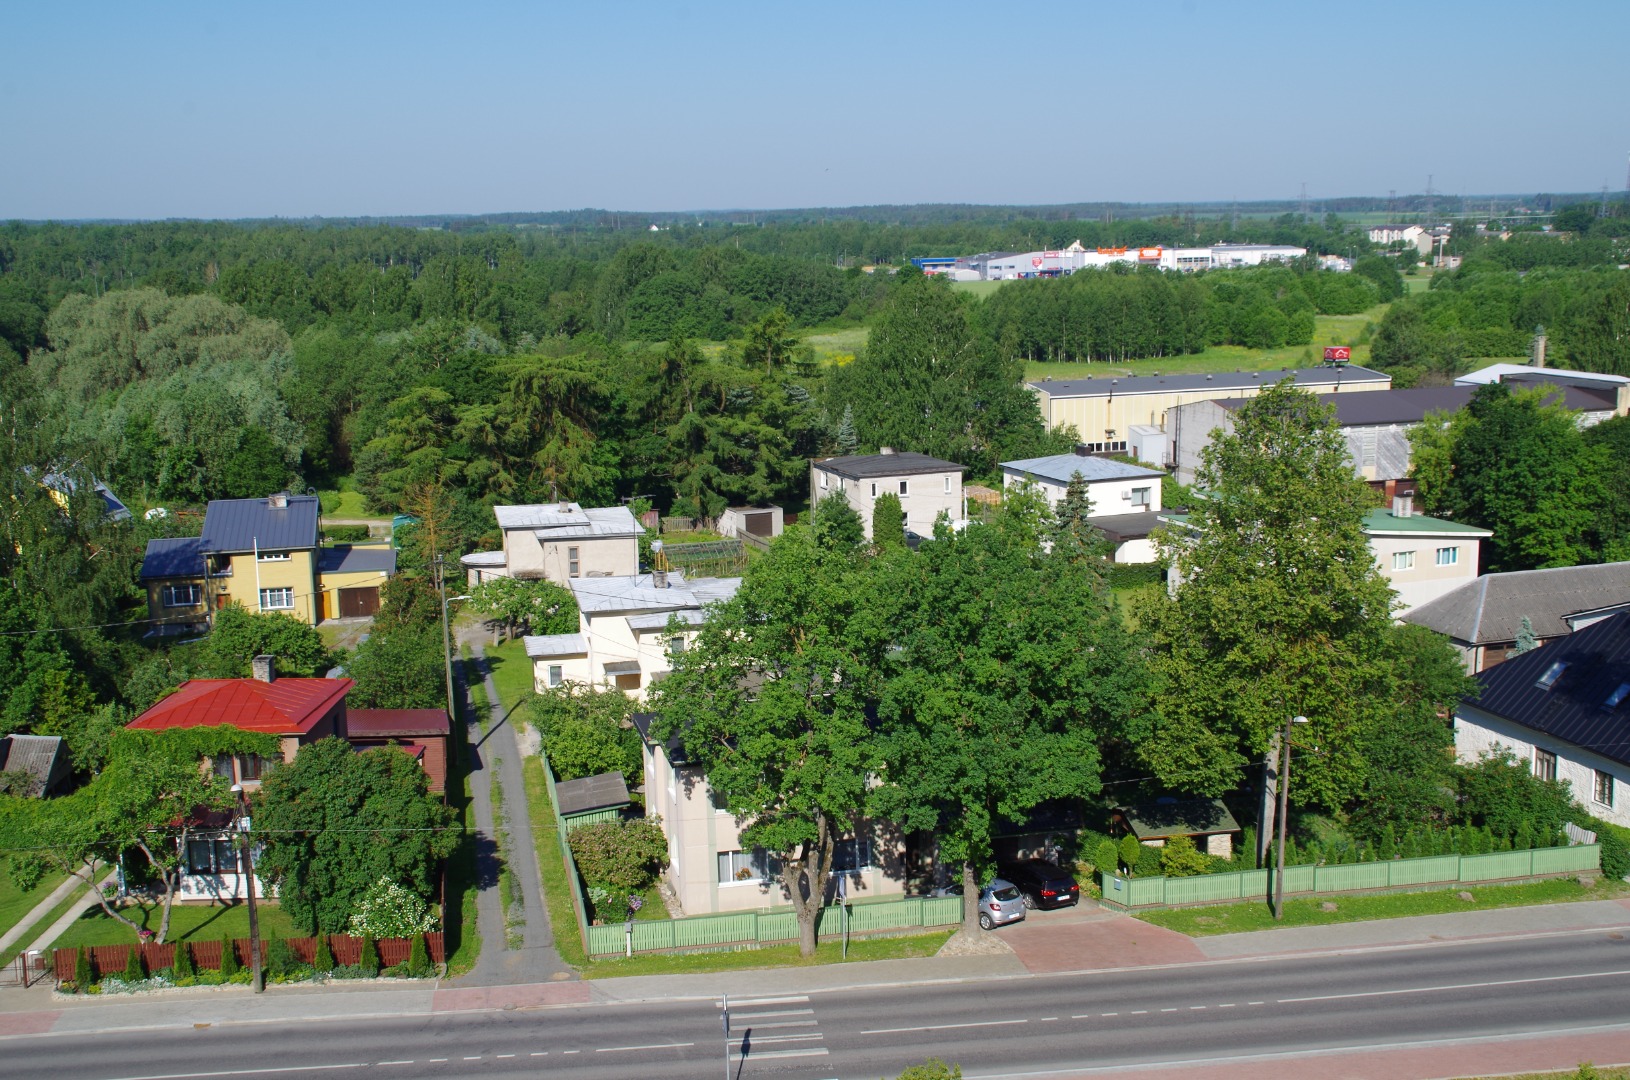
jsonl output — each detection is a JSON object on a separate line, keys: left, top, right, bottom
{"left": 997, "top": 859, "right": 1080, "bottom": 910}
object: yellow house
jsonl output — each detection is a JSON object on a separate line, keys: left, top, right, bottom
{"left": 139, "top": 492, "right": 396, "bottom": 634}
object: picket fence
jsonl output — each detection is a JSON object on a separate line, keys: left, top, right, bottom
{"left": 52, "top": 932, "right": 445, "bottom": 983}
{"left": 1100, "top": 844, "right": 1601, "bottom": 910}
{"left": 584, "top": 895, "right": 964, "bottom": 957}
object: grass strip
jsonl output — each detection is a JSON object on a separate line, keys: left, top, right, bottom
{"left": 1137, "top": 876, "right": 1628, "bottom": 936}
{"left": 577, "top": 930, "right": 956, "bottom": 979}
{"left": 0, "top": 880, "right": 93, "bottom": 967}
{"left": 521, "top": 756, "right": 586, "bottom": 969}
{"left": 488, "top": 759, "right": 524, "bottom": 950}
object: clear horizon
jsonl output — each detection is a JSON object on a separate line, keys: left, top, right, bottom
{"left": 6, "top": 0, "right": 1626, "bottom": 220}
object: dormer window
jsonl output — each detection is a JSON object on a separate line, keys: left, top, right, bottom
{"left": 1536, "top": 661, "right": 1569, "bottom": 691}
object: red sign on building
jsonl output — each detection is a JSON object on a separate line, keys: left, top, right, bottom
{"left": 1324, "top": 346, "right": 1352, "bottom": 362}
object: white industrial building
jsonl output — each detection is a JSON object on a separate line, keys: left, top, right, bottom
{"left": 918, "top": 241, "right": 1310, "bottom": 281}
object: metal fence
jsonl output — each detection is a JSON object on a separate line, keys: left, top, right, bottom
{"left": 1100, "top": 844, "right": 1601, "bottom": 910}
{"left": 584, "top": 895, "right": 963, "bottom": 957}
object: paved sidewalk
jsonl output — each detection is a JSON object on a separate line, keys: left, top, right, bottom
{"left": 7, "top": 873, "right": 117, "bottom": 962}
{"left": 0, "top": 875, "right": 90, "bottom": 955}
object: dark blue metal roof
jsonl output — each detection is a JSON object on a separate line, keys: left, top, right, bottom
{"left": 199, "top": 494, "right": 319, "bottom": 553}
{"left": 317, "top": 545, "right": 398, "bottom": 575}
{"left": 140, "top": 537, "right": 207, "bottom": 580}
{"left": 1467, "top": 610, "right": 1630, "bottom": 769}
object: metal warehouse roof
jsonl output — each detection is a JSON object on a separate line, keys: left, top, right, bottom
{"left": 1405, "top": 562, "right": 1630, "bottom": 645}
{"left": 1211, "top": 384, "right": 1616, "bottom": 427}
{"left": 1028, "top": 365, "right": 1389, "bottom": 399}
{"left": 199, "top": 494, "right": 320, "bottom": 553}
{"left": 814, "top": 453, "right": 968, "bottom": 479}
{"left": 1463, "top": 611, "right": 1630, "bottom": 769}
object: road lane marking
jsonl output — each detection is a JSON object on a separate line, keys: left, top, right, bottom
{"left": 1100, "top": 1012, "right": 1118, "bottom": 1017}
{"left": 495, "top": 1054, "right": 514, "bottom": 1059}
{"left": 1247, "top": 1001, "right": 1265, "bottom": 1005}
{"left": 101, "top": 1068, "right": 368, "bottom": 1080}
{"left": 1190, "top": 1006, "right": 1206, "bottom": 1010}
{"left": 742, "top": 1020, "right": 819, "bottom": 1029}
{"left": 563, "top": 1050, "right": 580, "bottom": 1054}
{"left": 728, "top": 995, "right": 809, "bottom": 1006}
{"left": 862, "top": 1019, "right": 1027, "bottom": 1035}
{"left": 732, "top": 1008, "right": 815, "bottom": 1019}
{"left": 1160, "top": 1008, "right": 1178, "bottom": 1013}
{"left": 1040, "top": 1017, "right": 1058, "bottom": 1022}
{"left": 595, "top": 1042, "right": 696, "bottom": 1052}
{"left": 1218, "top": 1003, "right": 1236, "bottom": 1008}
{"left": 730, "top": 1048, "right": 829, "bottom": 1061}
{"left": 462, "top": 1056, "right": 482, "bottom": 1061}
{"left": 1279, "top": 967, "right": 1630, "bottom": 1004}
{"left": 377, "top": 1063, "right": 413, "bottom": 1067}
{"left": 1130, "top": 1010, "right": 1148, "bottom": 1015}
{"left": 529, "top": 1053, "right": 546, "bottom": 1057}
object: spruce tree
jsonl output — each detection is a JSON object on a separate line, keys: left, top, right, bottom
{"left": 312, "top": 933, "right": 335, "bottom": 974}
{"left": 172, "top": 940, "right": 195, "bottom": 978}
{"left": 835, "top": 404, "right": 859, "bottom": 456}
{"left": 407, "top": 933, "right": 432, "bottom": 978}
{"left": 359, "top": 936, "right": 379, "bottom": 978}
{"left": 74, "top": 947, "right": 94, "bottom": 991}
{"left": 122, "top": 944, "right": 145, "bottom": 982}
{"left": 218, "top": 936, "right": 241, "bottom": 977}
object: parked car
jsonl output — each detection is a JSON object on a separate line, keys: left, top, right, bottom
{"left": 931, "top": 878, "right": 1028, "bottom": 931}
{"left": 998, "top": 859, "right": 1080, "bottom": 910}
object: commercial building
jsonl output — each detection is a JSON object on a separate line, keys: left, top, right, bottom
{"left": 918, "top": 241, "right": 1310, "bottom": 281}
{"left": 810, "top": 450, "right": 967, "bottom": 540}
{"left": 1029, "top": 365, "right": 1392, "bottom": 456}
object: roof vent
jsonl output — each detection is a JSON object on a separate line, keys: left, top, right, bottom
{"left": 652, "top": 569, "right": 669, "bottom": 589}
{"left": 879, "top": 446, "right": 896, "bottom": 455}
{"left": 1206, "top": 374, "right": 1213, "bottom": 380}
{"left": 1391, "top": 494, "right": 1413, "bottom": 518}
{"left": 268, "top": 492, "right": 288, "bottom": 509}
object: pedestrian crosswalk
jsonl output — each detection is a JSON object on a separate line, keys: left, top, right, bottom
{"left": 723, "top": 994, "right": 830, "bottom": 1063}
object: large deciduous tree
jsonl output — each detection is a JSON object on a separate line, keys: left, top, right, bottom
{"left": 652, "top": 530, "right": 879, "bottom": 956}
{"left": 871, "top": 491, "right": 1145, "bottom": 933}
{"left": 253, "top": 737, "right": 458, "bottom": 934}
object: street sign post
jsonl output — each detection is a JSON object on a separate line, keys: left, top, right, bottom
{"left": 721, "top": 994, "right": 730, "bottom": 1080}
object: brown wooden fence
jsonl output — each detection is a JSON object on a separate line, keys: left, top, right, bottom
{"left": 52, "top": 933, "right": 444, "bottom": 983}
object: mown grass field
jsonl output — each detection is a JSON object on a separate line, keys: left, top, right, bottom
{"left": 1136, "top": 876, "right": 1625, "bottom": 937}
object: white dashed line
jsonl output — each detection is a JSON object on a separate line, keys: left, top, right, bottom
{"left": 1190, "top": 1006, "right": 1207, "bottom": 1011}
{"left": 1040, "top": 1017, "right": 1058, "bottom": 1022}
{"left": 595, "top": 1043, "right": 696, "bottom": 1053}
{"left": 1218, "top": 1003, "right": 1237, "bottom": 1009}
{"left": 495, "top": 1055, "right": 514, "bottom": 1059}
{"left": 1130, "top": 1010, "right": 1148, "bottom": 1015}
{"left": 863, "top": 1019, "right": 1028, "bottom": 1035}
{"left": 462, "top": 1057, "right": 481, "bottom": 1062}
{"left": 1160, "top": 1008, "right": 1179, "bottom": 1013}
{"left": 529, "top": 1052, "right": 547, "bottom": 1057}
{"left": 377, "top": 1064, "right": 412, "bottom": 1068}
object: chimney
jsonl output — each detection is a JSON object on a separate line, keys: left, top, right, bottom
{"left": 268, "top": 491, "right": 288, "bottom": 509}
{"left": 1074, "top": 444, "right": 1091, "bottom": 457}
{"left": 252, "top": 654, "right": 277, "bottom": 683}
{"left": 652, "top": 569, "right": 668, "bottom": 589}
{"left": 879, "top": 446, "right": 896, "bottom": 455}
{"left": 1391, "top": 493, "right": 1413, "bottom": 518}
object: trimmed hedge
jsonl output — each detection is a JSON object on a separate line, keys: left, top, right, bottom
{"left": 1104, "top": 563, "right": 1163, "bottom": 590}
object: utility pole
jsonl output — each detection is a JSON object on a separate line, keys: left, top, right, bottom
{"left": 1257, "top": 732, "right": 1281, "bottom": 869}
{"left": 231, "top": 784, "right": 263, "bottom": 993}
{"left": 436, "top": 556, "right": 456, "bottom": 723}
{"left": 1272, "top": 715, "right": 1310, "bottom": 920}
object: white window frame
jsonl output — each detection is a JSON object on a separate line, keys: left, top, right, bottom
{"left": 259, "top": 587, "right": 295, "bottom": 611}
{"left": 1533, "top": 747, "right": 1558, "bottom": 782}
{"left": 1595, "top": 769, "right": 1615, "bottom": 808}
{"left": 1435, "top": 546, "right": 1459, "bottom": 566}
{"left": 567, "top": 546, "right": 580, "bottom": 578}
{"left": 547, "top": 664, "right": 564, "bottom": 688}
{"left": 718, "top": 848, "right": 781, "bottom": 885}
{"left": 944, "top": 475, "right": 952, "bottom": 494}
{"left": 1130, "top": 486, "right": 1152, "bottom": 509}
{"left": 256, "top": 551, "right": 291, "bottom": 562}
{"left": 1392, "top": 551, "right": 1415, "bottom": 571}
{"left": 898, "top": 480, "right": 909, "bottom": 496}
{"left": 869, "top": 482, "right": 877, "bottom": 498}
{"left": 820, "top": 472, "right": 829, "bottom": 489}
{"left": 161, "top": 583, "right": 202, "bottom": 608}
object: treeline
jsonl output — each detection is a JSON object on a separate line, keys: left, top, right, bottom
{"left": 977, "top": 258, "right": 1402, "bottom": 363}
{"left": 1371, "top": 264, "right": 1630, "bottom": 382}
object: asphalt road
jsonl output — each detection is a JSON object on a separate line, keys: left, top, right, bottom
{"left": 11, "top": 930, "right": 1630, "bottom": 1080}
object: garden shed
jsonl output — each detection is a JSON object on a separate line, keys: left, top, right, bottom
{"left": 1114, "top": 798, "right": 1241, "bottom": 859}
{"left": 555, "top": 770, "right": 632, "bottom": 830}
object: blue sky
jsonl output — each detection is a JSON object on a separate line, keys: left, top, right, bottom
{"left": 4, "top": 0, "right": 1626, "bottom": 219}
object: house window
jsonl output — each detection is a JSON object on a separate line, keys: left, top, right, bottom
{"left": 832, "top": 836, "right": 875, "bottom": 872}
{"left": 1130, "top": 487, "right": 1152, "bottom": 509}
{"left": 1435, "top": 546, "right": 1459, "bottom": 566}
{"left": 944, "top": 475, "right": 952, "bottom": 494}
{"left": 1595, "top": 769, "right": 1615, "bottom": 807}
{"left": 548, "top": 664, "right": 564, "bottom": 688}
{"left": 1536, "top": 661, "right": 1569, "bottom": 691}
{"left": 899, "top": 480, "right": 909, "bottom": 496}
{"left": 186, "top": 838, "right": 239, "bottom": 875}
{"left": 821, "top": 472, "right": 829, "bottom": 489}
{"left": 256, "top": 551, "right": 291, "bottom": 562}
{"left": 1392, "top": 551, "right": 1415, "bottom": 571}
{"left": 237, "top": 754, "right": 270, "bottom": 781}
{"left": 259, "top": 587, "right": 294, "bottom": 611}
{"left": 161, "top": 583, "right": 202, "bottom": 607}
{"left": 614, "top": 672, "right": 641, "bottom": 691}
{"left": 717, "top": 848, "right": 780, "bottom": 884}
{"left": 869, "top": 482, "right": 877, "bottom": 498}
{"left": 668, "top": 636, "right": 687, "bottom": 655}
{"left": 1533, "top": 748, "right": 1557, "bottom": 782}
{"left": 567, "top": 546, "right": 580, "bottom": 578}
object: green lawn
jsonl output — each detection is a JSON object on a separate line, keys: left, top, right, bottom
{"left": 522, "top": 756, "right": 588, "bottom": 969}
{"left": 317, "top": 479, "right": 374, "bottom": 520}
{"left": 1403, "top": 270, "right": 1436, "bottom": 294}
{"left": 0, "top": 876, "right": 87, "bottom": 967}
{"left": 802, "top": 325, "right": 866, "bottom": 365}
{"left": 442, "top": 671, "right": 481, "bottom": 977}
{"left": 577, "top": 930, "right": 955, "bottom": 980}
{"left": 949, "top": 280, "right": 1006, "bottom": 299}
{"left": 1136, "top": 877, "right": 1625, "bottom": 937}
{"left": 484, "top": 637, "right": 535, "bottom": 721}
{"left": 0, "top": 869, "right": 69, "bottom": 941}
{"left": 51, "top": 900, "right": 302, "bottom": 950}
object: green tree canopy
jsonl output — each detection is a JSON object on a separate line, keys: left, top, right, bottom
{"left": 527, "top": 684, "right": 642, "bottom": 784}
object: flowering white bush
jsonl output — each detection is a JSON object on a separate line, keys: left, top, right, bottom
{"left": 347, "top": 877, "right": 439, "bottom": 939}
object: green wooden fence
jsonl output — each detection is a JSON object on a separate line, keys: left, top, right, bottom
{"left": 584, "top": 895, "right": 963, "bottom": 957}
{"left": 1101, "top": 844, "right": 1600, "bottom": 910}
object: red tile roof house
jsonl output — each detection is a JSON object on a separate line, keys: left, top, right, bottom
{"left": 125, "top": 654, "right": 450, "bottom": 902}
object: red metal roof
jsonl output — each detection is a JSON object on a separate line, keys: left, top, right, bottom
{"left": 347, "top": 708, "right": 451, "bottom": 738}
{"left": 126, "top": 678, "right": 353, "bottom": 734}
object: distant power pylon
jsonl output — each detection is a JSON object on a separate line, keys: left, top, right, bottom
{"left": 1299, "top": 182, "right": 1309, "bottom": 222}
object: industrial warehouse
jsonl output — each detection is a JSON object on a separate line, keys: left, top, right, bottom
{"left": 912, "top": 239, "right": 1315, "bottom": 280}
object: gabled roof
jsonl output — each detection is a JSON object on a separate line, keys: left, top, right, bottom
{"left": 1028, "top": 365, "right": 1389, "bottom": 399}
{"left": 141, "top": 537, "right": 208, "bottom": 580}
{"left": 1405, "top": 562, "right": 1630, "bottom": 645}
{"left": 524, "top": 633, "right": 589, "bottom": 658}
{"left": 317, "top": 545, "right": 397, "bottom": 575}
{"left": 492, "top": 502, "right": 640, "bottom": 538}
{"left": 200, "top": 494, "right": 320, "bottom": 553}
{"left": 0, "top": 734, "right": 70, "bottom": 797}
{"left": 814, "top": 453, "right": 967, "bottom": 479}
{"left": 555, "top": 771, "right": 632, "bottom": 817}
{"left": 346, "top": 708, "right": 450, "bottom": 738}
{"left": 1002, "top": 453, "right": 1163, "bottom": 485}
{"left": 126, "top": 677, "right": 353, "bottom": 734}
{"left": 1463, "top": 611, "right": 1630, "bottom": 769}
{"left": 1117, "top": 799, "right": 1241, "bottom": 840}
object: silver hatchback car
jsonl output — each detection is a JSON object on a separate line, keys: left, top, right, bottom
{"left": 931, "top": 878, "right": 1027, "bottom": 930}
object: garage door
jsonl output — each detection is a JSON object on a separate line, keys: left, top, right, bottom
{"left": 338, "top": 587, "right": 380, "bottom": 618}
{"left": 745, "top": 511, "right": 774, "bottom": 537}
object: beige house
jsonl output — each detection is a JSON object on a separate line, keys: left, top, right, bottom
{"left": 524, "top": 571, "right": 741, "bottom": 700}
{"left": 1364, "top": 498, "right": 1492, "bottom": 614}
{"left": 1029, "top": 366, "right": 1391, "bottom": 452}
{"left": 810, "top": 450, "right": 967, "bottom": 540}
{"left": 461, "top": 502, "right": 640, "bottom": 587}
{"left": 1000, "top": 450, "right": 1165, "bottom": 563}
{"left": 632, "top": 712, "right": 906, "bottom": 915}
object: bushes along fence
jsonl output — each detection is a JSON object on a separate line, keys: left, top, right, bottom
{"left": 53, "top": 933, "right": 444, "bottom": 984}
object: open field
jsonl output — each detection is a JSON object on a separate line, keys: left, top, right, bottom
{"left": 949, "top": 279, "right": 1006, "bottom": 299}
{"left": 1136, "top": 876, "right": 1626, "bottom": 937}
{"left": 802, "top": 325, "right": 866, "bottom": 364}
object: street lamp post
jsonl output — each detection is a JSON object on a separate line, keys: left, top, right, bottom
{"left": 1272, "top": 715, "right": 1310, "bottom": 921}
{"left": 230, "top": 783, "right": 263, "bottom": 993}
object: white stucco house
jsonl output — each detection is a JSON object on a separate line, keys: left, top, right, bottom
{"left": 1453, "top": 610, "right": 1630, "bottom": 830}
{"left": 1000, "top": 450, "right": 1165, "bottom": 563}
{"left": 809, "top": 450, "right": 966, "bottom": 540}
{"left": 461, "top": 502, "right": 641, "bottom": 587}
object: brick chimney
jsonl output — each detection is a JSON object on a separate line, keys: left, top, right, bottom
{"left": 252, "top": 654, "right": 277, "bottom": 683}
